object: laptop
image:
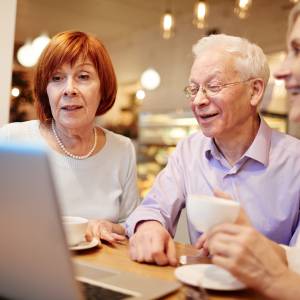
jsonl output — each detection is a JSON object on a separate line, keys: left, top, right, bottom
{"left": 0, "top": 141, "right": 180, "bottom": 300}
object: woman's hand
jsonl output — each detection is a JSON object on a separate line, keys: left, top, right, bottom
{"left": 207, "top": 223, "right": 288, "bottom": 295}
{"left": 86, "top": 219, "right": 126, "bottom": 243}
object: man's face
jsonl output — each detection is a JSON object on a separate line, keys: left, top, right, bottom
{"left": 189, "top": 50, "right": 253, "bottom": 140}
{"left": 274, "top": 16, "right": 300, "bottom": 122}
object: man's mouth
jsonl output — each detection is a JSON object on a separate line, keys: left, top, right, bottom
{"left": 61, "top": 105, "right": 83, "bottom": 111}
{"left": 199, "top": 112, "right": 219, "bottom": 119}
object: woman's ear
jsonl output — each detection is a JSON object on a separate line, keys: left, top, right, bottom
{"left": 250, "top": 78, "right": 265, "bottom": 106}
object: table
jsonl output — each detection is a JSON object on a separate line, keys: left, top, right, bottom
{"left": 74, "top": 240, "right": 266, "bottom": 300}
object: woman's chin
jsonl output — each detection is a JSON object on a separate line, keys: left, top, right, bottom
{"left": 289, "top": 106, "right": 300, "bottom": 123}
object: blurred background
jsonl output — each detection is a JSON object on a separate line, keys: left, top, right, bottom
{"left": 6, "top": 0, "right": 300, "bottom": 199}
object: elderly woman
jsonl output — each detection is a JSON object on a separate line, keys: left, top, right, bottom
{"left": 202, "top": 4, "right": 300, "bottom": 299}
{"left": 0, "top": 30, "right": 139, "bottom": 243}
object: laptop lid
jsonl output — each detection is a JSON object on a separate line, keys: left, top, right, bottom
{"left": 0, "top": 142, "right": 83, "bottom": 300}
{"left": 0, "top": 142, "right": 180, "bottom": 300}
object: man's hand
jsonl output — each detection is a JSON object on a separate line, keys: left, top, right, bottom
{"left": 194, "top": 190, "right": 251, "bottom": 255}
{"left": 129, "top": 221, "right": 177, "bottom": 266}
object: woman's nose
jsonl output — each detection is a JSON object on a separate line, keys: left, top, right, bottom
{"left": 274, "top": 59, "right": 291, "bottom": 80}
{"left": 63, "top": 78, "right": 78, "bottom": 96}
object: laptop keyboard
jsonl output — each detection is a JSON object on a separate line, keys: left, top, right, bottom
{"left": 81, "top": 281, "right": 130, "bottom": 300}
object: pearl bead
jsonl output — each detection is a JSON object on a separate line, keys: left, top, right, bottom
{"left": 51, "top": 120, "right": 97, "bottom": 160}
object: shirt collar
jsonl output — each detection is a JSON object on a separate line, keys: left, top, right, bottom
{"left": 243, "top": 117, "right": 272, "bottom": 166}
{"left": 204, "top": 117, "right": 272, "bottom": 166}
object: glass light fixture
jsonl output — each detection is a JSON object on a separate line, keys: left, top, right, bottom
{"left": 136, "top": 89, "right": 146, "bottom": 100}
{"left": 17, "top": 33, "right": 50, "bottom": 67}
{"left": 140, "top": 68, "right": 161, "bottom": 90}
{"left": 11, "top": 87, "right": 20, "bottom": 97}
{"left": 17, "top": 41, "right": 37, "bottom": 67}
{"left": 161, "top": 10, "right": 175, "bottom": 39}
{"left": 32, "top": 34, "right": 51, "bottom": 57}
{"left": 234, "top": 0, "right": 252, "bottom": 19}
{"left": 193, "top": 0, "right": 208, "bottom": 29}
{"left": 290, "top": 0, "right": 299, "bottom": 3}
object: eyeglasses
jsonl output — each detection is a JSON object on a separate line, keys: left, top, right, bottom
{"left": 183, "top": 79, "right": 252, "bottom": 100}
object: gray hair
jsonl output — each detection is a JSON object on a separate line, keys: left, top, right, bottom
{"left": 192, "top": 34, "right": 270, "bottom": 86}
{"left": 288, "top": 3, "right": 300, "bottom": 36}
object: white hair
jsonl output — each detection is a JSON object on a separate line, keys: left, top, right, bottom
{"left": 192, "top": 34, "right": 270, "bottom": 86}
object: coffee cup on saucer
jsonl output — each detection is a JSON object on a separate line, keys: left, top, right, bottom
{"left": 186, "top": 194, "right": 240, "bottom": 232}
{"left": 62, "top": 216, "right": 88, "bottom": 247}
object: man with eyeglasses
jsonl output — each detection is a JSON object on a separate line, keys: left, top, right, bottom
{"left": 126, "top": 34, "right": 300, "bottom": 266}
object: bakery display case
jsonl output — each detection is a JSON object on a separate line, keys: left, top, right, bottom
{"left": 137, "top": 111, "right": 199, "bottom": 197}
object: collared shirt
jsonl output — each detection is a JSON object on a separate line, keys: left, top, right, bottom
{"left": 126, "top": 118, "right": 300, "bottom": 246}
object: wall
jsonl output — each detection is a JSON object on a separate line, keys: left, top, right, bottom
{"left": 107, "top": 1, "right": 289, "bottom": 115}
{"left": 0, "top": 0, "right": 17, "bottom": 126}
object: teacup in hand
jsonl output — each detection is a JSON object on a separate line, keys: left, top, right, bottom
{"left": 186, "top": 194, "right": 240, "bottom": 232}
{"left": 62, "top": 216, "right": 88, "bottom": 246}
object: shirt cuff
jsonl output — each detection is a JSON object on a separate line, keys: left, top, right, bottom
{"left": 125, "top": 207, "right": 166, "bottom": 237}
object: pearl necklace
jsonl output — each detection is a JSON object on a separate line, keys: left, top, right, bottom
{"left": 51, "top": 120, "right": 97, "bottom": 160}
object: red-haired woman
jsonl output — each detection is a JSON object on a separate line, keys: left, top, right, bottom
{"left": 0, "top": 31, "right": 139, "bottom": 243}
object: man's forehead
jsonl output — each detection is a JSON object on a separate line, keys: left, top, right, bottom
{"left": 190, "top": 53, "right": 236, "bottom": 80}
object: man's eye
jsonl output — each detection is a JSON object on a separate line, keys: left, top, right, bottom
{"left": 189, "top": 86, "right": 199, "bottom": 94}
{"left": 207, "top": 85, "right": 221, "bottom": 93}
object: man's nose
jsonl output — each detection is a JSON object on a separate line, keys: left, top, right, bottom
{"left": 63, "top": 77, "right": 78, "bottom": 96}
{"left": 192, "top": 88, "right": 209, "bottom": 106}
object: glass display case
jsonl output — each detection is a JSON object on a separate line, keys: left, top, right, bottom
{"left": 137, "top": 111, "right": 199, "bottom": 197}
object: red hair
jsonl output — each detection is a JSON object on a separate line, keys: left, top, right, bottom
{"left": 33, "top": 30, "right": 117, "bottom": 124}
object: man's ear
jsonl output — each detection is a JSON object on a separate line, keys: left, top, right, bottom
{"left": 250, "top": 78, "right": 265, "bottom": 106}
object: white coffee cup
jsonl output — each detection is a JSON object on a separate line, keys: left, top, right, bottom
{"left": 186, "top": 194, "right": 240, "bottom": 232}
{"left": 62, "top": 216, "right": 88, "bottom": 246}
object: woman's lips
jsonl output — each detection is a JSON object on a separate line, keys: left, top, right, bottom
{"left": 61, "top": 105, "right": 83, "bottom": 111}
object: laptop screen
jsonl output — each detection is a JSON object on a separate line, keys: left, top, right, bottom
{"left": 0, "top": 142, "right": 180, "bottom": 300}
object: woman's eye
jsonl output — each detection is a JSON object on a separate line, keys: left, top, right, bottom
{"left": 293, "top": 47, "right": 300, "bottom": 56}
{"left": 78, "top": 73, "right": 90, "bottom": 80}
{"left": 51, "top": 74, "right": 63, "bottom": 82}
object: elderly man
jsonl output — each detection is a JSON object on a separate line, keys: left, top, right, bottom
{"left": 126, "top": 34, "right": 300, "bottom": 266}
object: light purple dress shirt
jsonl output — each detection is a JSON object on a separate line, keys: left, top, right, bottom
{"left": 126, "top": 119, "right": 300, "bottom": 246}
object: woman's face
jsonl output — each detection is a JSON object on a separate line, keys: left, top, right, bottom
{"left": 46, "top": 58, "right": 101, "bottom": 130}
{"left": 275, "top": 16, "right": 300, "bottom": 122}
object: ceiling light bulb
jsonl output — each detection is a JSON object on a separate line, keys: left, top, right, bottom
{"left": 32, "top": 34, "right": 50, "bottom": 57}
{"left": 234, "top": 0, "right": 252, "bottom": 19}
{"left": 238, "top": 0, "right": 251, "bottom": 9}
{"left": 163, "top": 13, "right": 173, "bottom": 31}
{"left": 17, "top": 42, "right": 37, "bottom": 67}
{"left": 11, "top": 87, "right": 20, "bottom": 97}
{"left": 140, "top": 68, "right": 161, "bottom": 90}
{"left": 136, "top": 89, "right": 146, "bottom": 100}
{"left": 193, "top": 1, "right": 208, "bottom": 29}
{"left": 161, "top": 11, "right": 175, "bottom": 39}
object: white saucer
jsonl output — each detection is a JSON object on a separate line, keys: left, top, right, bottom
{"left": 175, "top": 264, "right": 246, "bottom": 291}
{"left": 69, "top": 238, "right": 100, "bottom": 251}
